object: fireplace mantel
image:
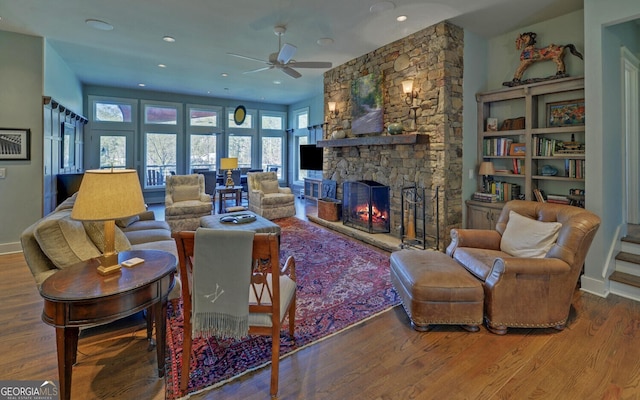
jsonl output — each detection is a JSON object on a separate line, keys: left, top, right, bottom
{"left": 317, "top": 134, "right": 429, "bottom": 148}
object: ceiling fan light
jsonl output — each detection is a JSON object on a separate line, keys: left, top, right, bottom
{"left": 370, "top": 1, "right": 395, "bottom": 13}
{"left": 86, "top": 19, "right": 113, "bottom": 31}
{"left": 317, "top": 38, "right": 334, "bottom": 46}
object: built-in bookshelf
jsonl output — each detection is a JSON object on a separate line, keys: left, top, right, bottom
{"left": 476, "top": 76, "right": 585, "bottom": 206}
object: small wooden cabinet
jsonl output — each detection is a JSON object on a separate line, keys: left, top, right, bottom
{"left": 466, "top": 200, "right": 504, "bottom": 230}
{"left": 303, "top": 178, "right": 322, "bottom": 200}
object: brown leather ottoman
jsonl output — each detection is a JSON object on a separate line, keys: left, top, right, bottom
{"left": 390, "top": 249, "right": 484, "bottom": 332}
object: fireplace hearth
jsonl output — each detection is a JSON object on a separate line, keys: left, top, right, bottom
{"left": 343, "top": 180, "right": 390, "bottom": 234}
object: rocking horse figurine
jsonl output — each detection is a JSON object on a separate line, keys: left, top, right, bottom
{"left": 504, "top": 32, "right": 583, "bottom": 86}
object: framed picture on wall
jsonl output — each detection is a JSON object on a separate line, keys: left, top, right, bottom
{"left": 351, "top": 73, "right": 384, "bottom": 135}
{"left": 0, "top": 128, "right": 30, "bottom": 160}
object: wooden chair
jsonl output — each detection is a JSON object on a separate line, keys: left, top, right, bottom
{"left": 173, "top": 231, "right": 296, "bottom": 398}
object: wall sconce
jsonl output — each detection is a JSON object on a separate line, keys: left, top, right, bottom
{"left": 328, "top": 101, "right": 339, "bottom": 118}
{"left": 402, "top": 80, "right": 420, "bottom": 125}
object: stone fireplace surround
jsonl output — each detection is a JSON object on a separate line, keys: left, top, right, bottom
{"left": 319, "top": 21, "right": 464, "bottom": 250}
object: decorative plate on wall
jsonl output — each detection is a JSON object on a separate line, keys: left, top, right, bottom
{"left": 233, "top": 105, "right": 246, "bottom": 125}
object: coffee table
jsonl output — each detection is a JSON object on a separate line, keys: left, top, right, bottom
{"left": 39, "top": 249, "right": 176, "bottom": 400}
{"left": 200, "top": 212, "right": 281, "bottom": 237}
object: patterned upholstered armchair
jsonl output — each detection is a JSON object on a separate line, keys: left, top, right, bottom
{"left": 247, "top": 171, "right": 295, "bottom": 220}
{"left": 165, "top": 174, "right": 212, "bottom": 231}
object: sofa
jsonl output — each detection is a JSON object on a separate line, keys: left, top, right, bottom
{"left": 446, "top": 200, "right": 600, "bottom": 334}
{"left": 21, "top": 193, "right": 181, "bottom": 300}
{"left": 246, "top": 171, "right": 295, "bottom": 220}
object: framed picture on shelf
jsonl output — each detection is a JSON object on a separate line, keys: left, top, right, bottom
{"left": 546, "top": 99, "right": 585, "bottom": 127}
{"left": 486, "top": 117, "right": 498, "bottom": 131}
{"left": 509, "top": 142, "right": 526, "bottom": 156}
{"left": 0, "top": 128, "right": 30, "bottom": 160}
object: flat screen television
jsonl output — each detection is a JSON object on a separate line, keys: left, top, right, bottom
{"left": 299, "top": 144, "right": 323, "bottom": 171}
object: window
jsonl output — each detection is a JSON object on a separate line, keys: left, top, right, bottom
{"left": 228, "top": 135, "right": 252, "bottom": 168}
{"left": 95, "top": 101, "right": 133, "bottom": 122}
{"left": 190, "top": 134, "right": 217, "bottom": 172}
{"left": 261, "top": 115, "right": 283, "bottom": 130}
{"left": 262, "top": 136, "right": 282, "bottom": 178}
{"left": 293, "top": 108, "right": 309, "bottom": 130}
{"left": 142, "top": 101, "right": 182, "bottom": 187}
{"left": 260, "top": 111, "right": 286, "bottom": 180}
{"left": 190, "top": 108, "right": 218, "bottom": 127}
{"left": 145, "top": 133, "right": 177, "bottom": 187}
{"left": 100, "top": 136, "right": 127, "bottom": 168}
{"left": 145, "top": 105, "right": 178, "bottom": 125}
{"left": 188, "top": 105, "right": 222, "bottom": 173}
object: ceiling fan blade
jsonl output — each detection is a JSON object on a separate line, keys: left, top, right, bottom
{"left": 243, "top": 66, "right": 273, "bottom": 74}
{"left": 277, "top": 43, "right": 297, "bottom": 64}
{"left": 227, "top": 52, "right": 268, "bottom": 63}
{"left": 289, "top": 61, "right": 333, "bottom": 68}
{"left": 281, "top": 66, "right": 302, "bottom": 79}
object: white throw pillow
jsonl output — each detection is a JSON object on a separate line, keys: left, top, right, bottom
{"left": 500, "top": 210, "right": 562, "bottom": 258}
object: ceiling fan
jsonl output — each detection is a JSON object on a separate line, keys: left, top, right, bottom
{"left": 228, "top": 25, "right": 332, "bottom": 79}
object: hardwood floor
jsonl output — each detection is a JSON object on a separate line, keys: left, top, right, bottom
{"left": 5, "top": 198, "right": 640, "bottom": 399}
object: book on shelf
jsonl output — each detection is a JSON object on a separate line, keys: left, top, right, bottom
{"left": 564, "top": 159, "right": 585, "bottom": 178}
{"left": 487, "top": 181, "right": 521, "bottom": 202}
{"left": 533, "top": 188, "right": 546, "bottom": 202}
{"left": 546, "top": 194, "right": 570, "bottom": 205}
{"left": 482, "top": 137, "right": 513, "bottom": 156}
{"left": 472, "top": 192, "right": 498, "bottom": 203}
{"left": 511, "top": 158, "right": 524, "bottom": 174}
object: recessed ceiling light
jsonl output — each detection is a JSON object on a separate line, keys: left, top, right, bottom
{"left": 162, "top": 36, "right": 176, "bottom": 43}
{"left": 86, "top": 19, "right": 113, "bottom": 31}
{"left": 317, "top": 38, "right": 334, "bottom": 46}
{"left": 273, "top": 80, "right": 281, "bottom": 85}
{"left": 158, "top": 64, "right": 166, "bottom": 68}
{"left": 370, "top": 1, "right": 395, "bottom": 13}
{"left": 138, "top": 83, "right": 146, "bottom": 87}
{"left": 221, "top": 73, "right": 229, "bottom": 77}
{"left": 396, "top": 15, "right": 407, "bottom": 22}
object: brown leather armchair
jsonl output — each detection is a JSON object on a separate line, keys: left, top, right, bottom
{"left": 447, "top": 200, "right": 600, "bottom": 334}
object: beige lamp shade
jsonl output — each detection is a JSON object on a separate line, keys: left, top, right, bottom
{"left": 327, "top": 101, "right": 336, "bottom": 113}
{"left": 478, "top": 161, "right": 496, "bottom": 176}
{"left": 220, "top": 157, "right": 238, "bottom": 170}
{"left": 71, "top": 169, "right": 146, "bottom": 221}
{"left": 71, "top": 169, "right": 145, "bottom": 275}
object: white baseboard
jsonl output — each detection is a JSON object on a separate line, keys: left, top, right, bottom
{"left": 0, "top": 241, "right": 23, "bottom": 255}
{"left": 580, "top": 275, "right": 609, "bottom": 298}
{"left": 610, "top": 281, "right": 640, "bottom": 302}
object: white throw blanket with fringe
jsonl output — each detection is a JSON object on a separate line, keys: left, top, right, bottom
{"left": 192, "top": 228, "right": 255, "bottom": 340}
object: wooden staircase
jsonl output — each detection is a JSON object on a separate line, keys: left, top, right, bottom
{"left": 610, "top": 224, "right": 640, "bottom": 301}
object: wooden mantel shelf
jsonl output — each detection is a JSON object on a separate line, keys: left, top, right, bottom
{"left": 317, "top": 134, "right": 429, "bottom": 148}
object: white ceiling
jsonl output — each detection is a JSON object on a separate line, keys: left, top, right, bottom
{"left": 0, "top": 0, "right": 582, "bottom": 105}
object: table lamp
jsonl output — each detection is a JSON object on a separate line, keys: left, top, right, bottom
{"left": 478, "top": 161, "right": 496, "bottom": 193}
{"left": 220, "top": 157, "right": 238, "bottom": 187}
{"left": 71, "top": 169, "right": 146, "bottom": 275}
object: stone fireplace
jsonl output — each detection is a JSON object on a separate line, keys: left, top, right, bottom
{"left": 320, "top": 21, "right": 464, "bottom": 250}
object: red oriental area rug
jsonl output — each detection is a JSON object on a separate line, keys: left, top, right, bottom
{"left": 165, "top": 217, "right": 399, "bottom": 399}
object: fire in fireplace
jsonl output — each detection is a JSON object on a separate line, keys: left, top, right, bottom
{"left": 343, "top": 180, "right": 390, "bottom": 233}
